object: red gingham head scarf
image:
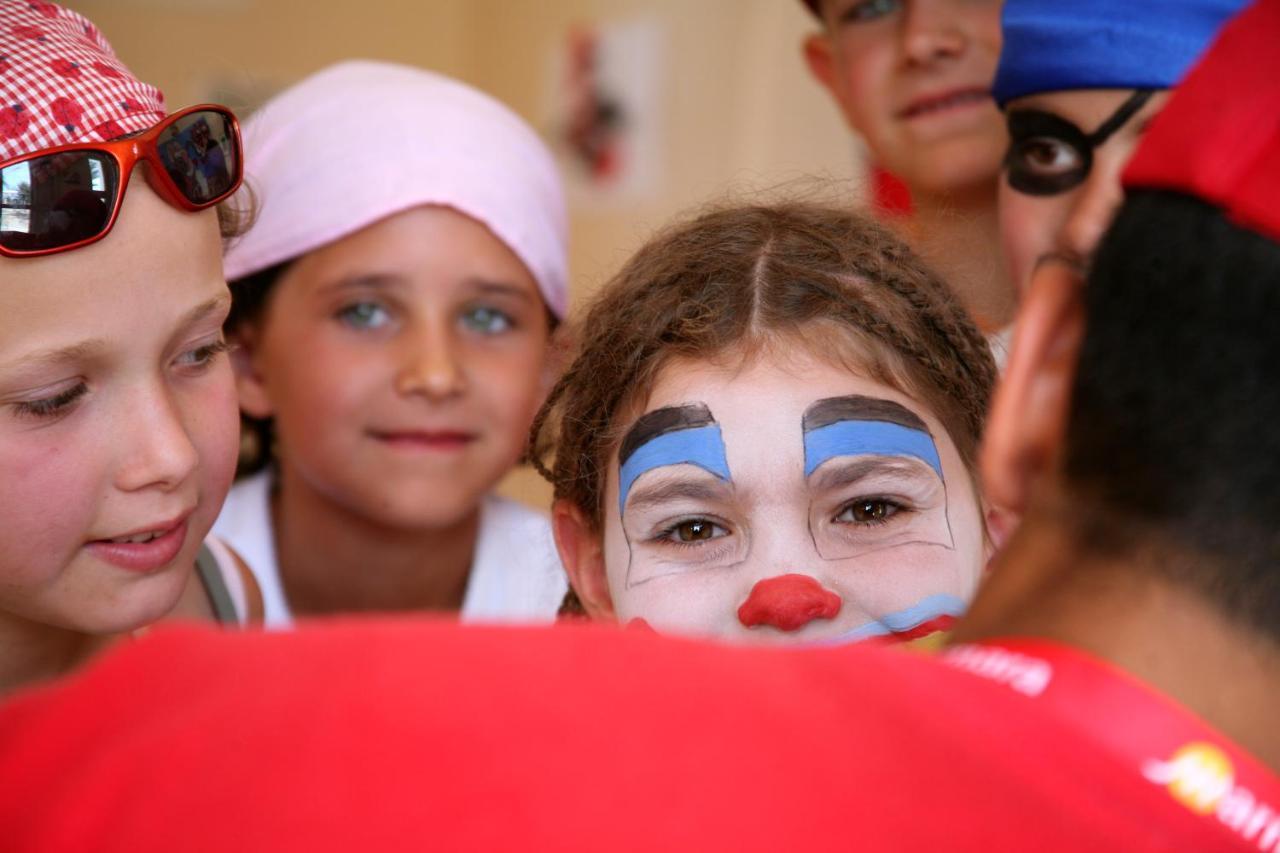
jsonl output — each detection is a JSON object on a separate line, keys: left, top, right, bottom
{"left": 0, "top": 0, "right": 165, "bottom": 162}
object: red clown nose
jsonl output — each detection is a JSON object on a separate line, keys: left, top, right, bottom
{"left": 738, "top": 574, "right": 842, "bottom": 632}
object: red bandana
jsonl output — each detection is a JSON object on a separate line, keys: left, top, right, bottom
{"left": 0, "top": 0, "right": 165, "bottom": 161}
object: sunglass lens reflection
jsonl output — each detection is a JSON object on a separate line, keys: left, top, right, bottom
{"left": 158, "top": 110, "right": 237, "bottom": 205}
{"left": 0, "top": 151, "right": 118, "bottom": 251}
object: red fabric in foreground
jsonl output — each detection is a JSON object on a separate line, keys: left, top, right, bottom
{"left": 1123, "top": 0, "right": 1280, "bottom": 243}
{"left": 0, "top": 620, "right": 1244, "bottom": 851}
{"left": 871, "top": 163, "right": 914, "bottom": 217}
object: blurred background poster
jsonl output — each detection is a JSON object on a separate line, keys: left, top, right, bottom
{"left": 551, "top": 17, "right": 663, "bottom": 205}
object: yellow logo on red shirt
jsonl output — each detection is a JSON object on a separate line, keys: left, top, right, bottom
{"left": 1142, "top": 743, "right": 1234, "bottom": 814}
{"left": 1143, "top": 743, "right": 1280, "bottom": 848}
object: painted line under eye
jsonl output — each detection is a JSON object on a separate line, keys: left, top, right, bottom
{"left": 814, "top": 594, "right": 967, "bottom": 646}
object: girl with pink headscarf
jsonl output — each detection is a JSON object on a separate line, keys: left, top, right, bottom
{"left": 0, "top": 1, "right": 259, "bottom": 694}
{"left": 215, "top": 61, "right": 570, "bottom": 626}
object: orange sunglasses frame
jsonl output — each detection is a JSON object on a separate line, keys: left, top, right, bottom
{"left": 0, "top": 103, "right": 243, "bottom": 258}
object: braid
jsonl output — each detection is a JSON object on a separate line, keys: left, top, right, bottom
{"left": 869, "top": 264, "right": 993, "bottom": 440}
{"left": 827, "top": 278, "right": 986, "bottom": 441}
{"left": 835, "top": 231, "right": 995, "bottom": 448}
{"left": 527, "top": 376, "right": 567, "bottom": 483}
{"left": 858, "top": 232, "right": 996, "bottom": 416}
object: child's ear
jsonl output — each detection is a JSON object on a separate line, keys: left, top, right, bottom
{"left": 551, "top": 499, "right": 615, "bottom": 621}
{"left": 227, "top": 323, "right": 274, "bottom": 420}
{"left": 802, "top": 32, "right": 840, "bottom": 101}
{"left": 981, "top": 501, "right": 1018, "bottom": 568}
{"left": 981, "top": 259, "right": 1086, "bottom": 516}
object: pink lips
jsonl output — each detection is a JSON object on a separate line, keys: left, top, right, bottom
{"left": 86, "top": 516, "right": 189, "bottom": 574}
{"left": 370, "top": 430, "right": 476, "bottom": 451}
{"left": 900, "top": 87, "right": 991, "bottom": 120}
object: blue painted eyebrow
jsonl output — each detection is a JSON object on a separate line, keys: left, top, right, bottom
{"left": 617, "top": 407, "right": 731, "bottom": 514}
{"left": 804, "top": 420, "right": 943, "bottom": 480}
{"left": 802, "top": 396, "right": 942, "bottom": 480}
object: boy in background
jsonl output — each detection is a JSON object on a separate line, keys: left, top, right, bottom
{"left": 800, "top": 0, "right": 1014, "bottom": 335}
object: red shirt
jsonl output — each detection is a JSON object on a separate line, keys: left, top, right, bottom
{"left": 0, "top": 619, "right": 1268, "bottom": 851}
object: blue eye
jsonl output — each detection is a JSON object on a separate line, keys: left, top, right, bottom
{"left": 175, "top": 339, "right": 229, "bottom": 371}
{"left": 11, "top": 382, "right": 88, "bottom": 421}
{"left": 460, "top": 306, "right": 513, "bottom": 335}
{"left": 840, "top": 0, "right": 900, "bottom": 23}
{"left": 337, "top": 302, "right": 391, "bottom": 330}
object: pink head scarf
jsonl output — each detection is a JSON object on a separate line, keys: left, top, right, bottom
{"left": 223, "top": 60, "right": 569, "bottom": 319}
{"left": 0, "top": 0, "right": 165, "bottom": 161}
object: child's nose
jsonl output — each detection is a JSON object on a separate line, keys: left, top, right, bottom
{"left": 396, "top": 331, "right": 466, "bottom": 400}
{"left": 737, "top": 573, "right": 842, "bottom": 632}
{"left": 115, "top": 384, "right": 200, "bottom": 494}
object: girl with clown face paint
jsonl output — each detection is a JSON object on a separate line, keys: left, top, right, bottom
{"left": 535, "top": 202, "right": 1002, "bottom": 646}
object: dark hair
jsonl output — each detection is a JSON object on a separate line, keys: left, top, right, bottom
{"left": 1064, "top": 190, "right": 1280, "bottom": 638}
{"left": 530, "top": 201, "right": 997, "bottom": 529}
{"left": 225, "top": 261, "right": 290, "bottom": 476}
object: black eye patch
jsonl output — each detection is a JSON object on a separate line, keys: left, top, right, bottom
{"left": 1004, "top": 89, "right": 1154, "bottom": 197}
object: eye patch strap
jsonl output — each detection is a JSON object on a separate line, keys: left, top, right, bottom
{"left": 1086, "top": 89, "right": 1155, "bottom": 148}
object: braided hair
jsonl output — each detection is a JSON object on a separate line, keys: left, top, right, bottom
{"left": 529, "top": 201, "right": 995, "bottom": 529}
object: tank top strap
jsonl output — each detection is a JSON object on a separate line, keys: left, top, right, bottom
{"left": 195, "top": 542, "right": 240, "bottom": 624}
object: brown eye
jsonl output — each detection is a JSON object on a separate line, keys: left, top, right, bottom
{"left": 1015, "top": 137, "right": 1082, "bottom": 176}
{"left": 676, "top": 520, "right": 716, "bottom": 542}
{"left": 836, "top": 499, "right": 900, "bottom": 525}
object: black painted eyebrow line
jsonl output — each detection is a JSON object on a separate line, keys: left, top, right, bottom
{"left": 618, "top": 403, "right": 716, "bottom": 466}
{"left": 802, "top": 395, "right": 929, "bottom": 433}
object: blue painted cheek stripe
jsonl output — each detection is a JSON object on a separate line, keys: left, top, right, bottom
{"left": 803, "top": 420, "right": 944, "bottom": 480}
{"left": 618, "top": 424, "right": 731, "bottom": 514}
{"left": 818, "top": 593, "right": 968, "bottom": 646}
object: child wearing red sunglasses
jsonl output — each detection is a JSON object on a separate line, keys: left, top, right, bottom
{"left": 215, "top": 62, "right": 569, "bottom": 626}
{"left": 0, "top": 0, "right": 259, "bottom": 695}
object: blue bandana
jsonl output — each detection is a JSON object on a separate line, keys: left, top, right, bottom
{"left": 993, "top": 0, "right": 1249, "bottom": 106}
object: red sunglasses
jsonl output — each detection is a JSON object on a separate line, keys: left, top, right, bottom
{"left": 0, "top": 104, "right": 243, "bottom": 258}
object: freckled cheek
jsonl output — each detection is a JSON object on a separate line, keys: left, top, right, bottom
{"left": 0, "top": 436, "right": 101, "bottom": 580}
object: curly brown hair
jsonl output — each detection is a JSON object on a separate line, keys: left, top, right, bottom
{"left": 216, "top": 181, "right": 257, "bottom": 241}
{"left": 530, "top": 201, "right": 996, "bottom": 530}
